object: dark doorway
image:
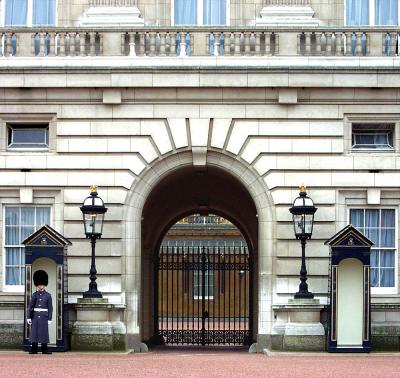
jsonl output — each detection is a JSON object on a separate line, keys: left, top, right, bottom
{"left": 157, "top": 215, "right": 251, "bottom": 345}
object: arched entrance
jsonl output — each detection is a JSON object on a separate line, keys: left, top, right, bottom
{"left": 141, "top": 164, "right": 258, "bottom": 346}
{"left": 123, "top": 151, "right": 274, "bottom": 351}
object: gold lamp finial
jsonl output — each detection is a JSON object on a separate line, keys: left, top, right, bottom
{"left": 90, "top": 185, "right": 98, "bottom": 194}
{"left": 299, "top": 184, "right": 307, "bottom": 193}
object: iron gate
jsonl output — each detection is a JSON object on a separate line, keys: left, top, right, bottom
{"left": 156, "top": 246, "right": 251, "bottom": 345}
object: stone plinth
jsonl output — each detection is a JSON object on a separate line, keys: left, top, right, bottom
{"left": 256, "top": 5, "right": 320, "bottom": 26}
{"left": 71, "top": 298, "right": 126, "bottom": 351}
{"left": 272, "top": 298, "right": 325, "bottom": 351}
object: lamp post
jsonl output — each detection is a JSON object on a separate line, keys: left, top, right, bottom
{"left": 80, "top": 185, "right": 107, "bottom": 298}
{"left": 289, "top": 185, "right": 317, "bottom": 299}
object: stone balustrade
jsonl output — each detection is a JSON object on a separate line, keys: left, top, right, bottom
{"left": 89, "top": 0, "right": 137, "bottom": 6}
{"left": 0, "top": 27, "right": 398, "bottom": 58}
{"left": 266, "top": 0, "right": 311, "bottom": 5}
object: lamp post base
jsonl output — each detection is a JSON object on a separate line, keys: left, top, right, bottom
{"left": 294, "top": 291, "right": 314, "bottom": 299}
{"left": 83, "top": 290, "right": 103, "bottom": 299}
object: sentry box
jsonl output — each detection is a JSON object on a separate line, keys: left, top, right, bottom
{"left": 23, "top": 225, "right": 71, "bottom": 352}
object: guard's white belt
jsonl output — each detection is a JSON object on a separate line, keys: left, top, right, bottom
{"left": 33, "top": 308, "right": 48, "bottom": 312}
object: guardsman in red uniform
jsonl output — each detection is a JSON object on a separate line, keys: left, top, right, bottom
{"left": 27, "top": 270, "right": 53, "bottom": 354}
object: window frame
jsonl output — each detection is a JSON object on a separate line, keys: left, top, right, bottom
{"left": 344, "top": 0, "right": 400, "bottom": 26}
{"left": 193, "top": 268, "right": 214, "bottom": 300}
{"left": 2, "top": 0, "right": 58, "bottom": 27}
{"left": 7, "top": 123, "right": 49, "bottom": 151}
{"left": 348, "top": 206, "right": 398, "bottom": 295}
{"left": 2, "top": 205, "right": 52, "bottom": 293}
{"left": 351, "top": 123, "right": 395, "bottom": 151}
{"left": 171, "top": 0, "right": 230, "bottom": 26}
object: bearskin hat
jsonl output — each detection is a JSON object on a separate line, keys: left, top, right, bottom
{"left": 33, "top": 270, "right": 48, "bottom": 286}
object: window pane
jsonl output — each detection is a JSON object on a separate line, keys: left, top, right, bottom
{"left": 350, "top": 209, "right": 364, "bottom": 228}
{"left": 5, "top": 247, "right": 20, "bottom": 265}
{"left": 381, "top": 209, "right": 395, "bottom": 227}
{"left": 21, "top": 226, "right": 35, "bottom": 241}
{"left": 380, "top": 250, "right": 395, "bottom": 268}
{"left": 5, "top": 0, "right": 28, "bottom": 26}
{"left": 5, "top": 226, "right": 19, "bottom": 245}
{"left": 204, "top": 0, "right": 226, "bottom": 25}
{"left": 21, "top": 208, "right": 35, "bottom": 226}
{"left": 175, "top": 0, "right": 197, "bottom": 24}
{"left": 12, "top": 128, "right": 47, "bottom": 144}
{"left": 33, "top": 0, "right": 56, "bottom": 26}
{"left": 5, "top": 207, "right": 19, "bottom": 226}
{"left": 370, "top": 268, "right": 379, "bottom": 287}
{"left": 36, "top": 207, "right": 51, "bottom": 226}
{"left": 375, "top": 0, "right": 398, "bottom": 25}
{"left": 380, "top": 229, "right": 395, "bottom": 248}
{"left": 346, "top": 0, "right": 370, "bottom": 25}
{"left": 5, "top": 267, "right": 20, "bottom": 285}
{"left": 370, "top": 250, "right": 378, "bottom": 267}
{"left": 380, "top": 268, "right": 395, "bottom": 287}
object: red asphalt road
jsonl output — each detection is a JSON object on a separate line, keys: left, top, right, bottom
{"left": 1, "top": 348, "right": 400, "bottom": 378}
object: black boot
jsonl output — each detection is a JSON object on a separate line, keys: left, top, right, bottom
{"left": 41, "top": 343, "right": 52, "bottom": 354}
{"left": 29, "top": 342, "right": 38, "bottom": 354}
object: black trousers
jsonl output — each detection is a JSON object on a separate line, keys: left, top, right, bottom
{"left": 30, "top": 342, "right": 48, "bottom": 353}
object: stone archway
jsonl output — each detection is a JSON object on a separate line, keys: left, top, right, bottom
{"left": 123, "top": 150, "right": 275, "bottom": 351}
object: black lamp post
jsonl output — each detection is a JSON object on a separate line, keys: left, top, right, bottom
{"left": 289, "top": 185, "right": 317, "bottom": 299}
{"left": 80, "top": 185, "right": 107, "bottom": 298}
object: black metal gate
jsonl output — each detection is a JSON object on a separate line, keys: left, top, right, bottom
{"left": 156, "top": 246, "right": 252, "bottom": 345}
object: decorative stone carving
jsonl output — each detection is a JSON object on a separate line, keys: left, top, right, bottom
{"left": 80, "top": 4, "right": 144, "bottom": 27}
{"left": 256, "top": 0, "right": 320, "bottom": 26}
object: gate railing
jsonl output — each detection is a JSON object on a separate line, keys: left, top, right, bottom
{"left": 157, "top": 246, "right": 251, "bottom": 345}
{"left": 0, "top": 27, "right": 398, "bottom": 58}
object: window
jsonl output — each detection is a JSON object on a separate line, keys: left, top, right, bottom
{"left": 350, "top": 208, "right": 396, "bottom": 290}
{"left": 5, "top": 0, "right": 56, "bottom": 26}
{"left": 352, "top": 123, "right": 394, "bottom": 150}
{"left": 7, "top": 124, "right": 49, "bottom": 149}
{"left": 193, "top": 269, "right": 214, "bottom": 299}
{"left": 4, "top": 207, "right": 51, "bottom": 288}
{"left": 174, "top": 0, "right": 228, "bottom": 25}
{"left": 346, "top": 0, "right": 399, "bottom": 25}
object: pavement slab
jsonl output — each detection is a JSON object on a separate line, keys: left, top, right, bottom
{"left": 1, "top": 348, "right": 400, "bottom": 378}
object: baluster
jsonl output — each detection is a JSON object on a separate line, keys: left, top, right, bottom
{"left": 64, "top": 33, "right": 70, "bottom": 56}
{"left": 361, "top": 32, "right": 367, "bottom": 56}
{"left": 59, "top": 33, "right": 65, "bottom": 56}
{"left": 85, "top": 32, "right": 91, "bottom": 55}
{"left": 1, "top": 34, "right": 5, "bottom": 56}
{"left": 34, "top": 33, "right": 40, "bottom": 56}
{"left": 44, "top": 33, "right": 51, "bottom": 56}
{"left": 155, "top": 32, "right": 161, "bottom": 56}
{"left": 355, "top": 32, "right": 361, "bottom": 56}
{"left": 6, "top": 33, "right": 12, "bottom": 56}
{"left": 264, "top": 32, "right": 270, "bottom": 56}
{"left": 254, "top": 32, "right": 260, "bottom": 56}
{"left": 341, "top": 32, "right": 347, "bottom": 55}
{"left": 219, "top": 32, "right": 225, "bottom": 56}
{"left": 244, "top": 32, "right": 250, "bottom": 55}
{"left": 139, "top": 32, "right": 145, "bottom": 56}
{"left": 305, "top": 32, "right": 311, "bottom": 56}
{"left": 271, "top": 32, "right": 277, "bottom": 55}
{"left": 165, "top": 32, "right": 171, "bottom": 56}
{"left": 249, "top": 32, "right": 256, "bottom": 55}
{"left": 54, "top": 33, "right": 59, "bottom": 56}
{"left": 95, "top": 32, "right": 101, "bottom": 55}
{"left": 331, "top": 32, "right": 337, "bottom": 56}
{"left": 320, "top": 32, "right": 326, "bottom": 56}
{"left": 213, "top": 32, "right": 219, "bottom": 56}
{"left": 159, "top": 32, "right": 165, "bottom": 56}
{"left": 351, "top": 32, "right": 357, "bottom": 56}
{"left": 80, "top": 33, "right": 86, "bottom": 56}
{"left": 89, "top": 32, "right": 96, "bottom": 56}
{"left": 69, "top": 33, "right": 75, "bottom": 56}
{"left": 234, "top": 32, "right": 241, "bottom": 56}
{"left": 175, "top": 32, "right": 181, "bottom": 56}
{"left": 384, "top": 32, "right": 391, "bottom": 56}
{"left": 299, "top": 32, "right": 305, "bottom": 55}
{"left": 229, "top": 32, "right": 234, "bottom": 55}
{"left": 129, "top": 33, "right": 136, "bottom": 57}
{"left": 185, "top": 32, "right": 191, "bottom": 55}
{"left": 75, "top": 33, "right": 81, "bottom": 56}
{"left": 179, "top": 33, "right": 186, "bottom": 57}
{"left": 209, "top": 32, "right": 215, "bottom": 55}
{"left": 149, "top": 32, "right": 156, "bottom": 56}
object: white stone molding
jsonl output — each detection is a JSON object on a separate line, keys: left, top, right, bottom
{"left": 256, "top": 0, "right": 319, "bottom": 27}
{"left": 80, "top": 6, "right": 144, "bottom": 27}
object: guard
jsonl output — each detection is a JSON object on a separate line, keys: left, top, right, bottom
{"left": 27, "top": 270, "right": 53, "bottom": 354}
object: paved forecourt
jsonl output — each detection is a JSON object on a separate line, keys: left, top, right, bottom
{"left": 1, "top": 349, "right": 400, "bottom": 378}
